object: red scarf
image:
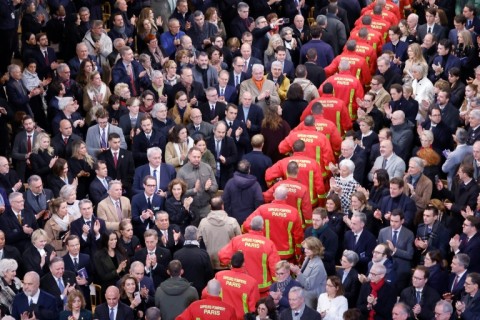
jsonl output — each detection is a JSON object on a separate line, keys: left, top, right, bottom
{"left": 368, "top": 278, "right": 385, "bottom": 320}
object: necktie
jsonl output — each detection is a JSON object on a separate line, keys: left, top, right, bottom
{"left": 110, "top": 307, "right": 115, "bottom": 320}
{"left": 392, "top": 230, "right": 398, "bottom": 246}
{"left": 210, "top": 104, "right": 215, "bottom": 119}
{"left": 243, "top": 61, "right": 248, "bottom": 73}
{"left": 103, "top": 179, "right": 109, "bottom": 190}
{"left": 34, "top": 194, "right": 41, "bottom": 206}
{"left": 164, "top": 230, "right": 168, "bottom": 242}
{"left": 427, "top": 26, "right": 432, "bottom": 33}
{"left": 57, "top": 277, "right": 65, "bottom": 295}
{"left": 416, "top": 290, "right": 421, "bottom": 304}
{"left": 146, "top": 133, "right": 151, "bottom": 141}
{"left": 294, "top": 311, "right": 300, "bottom": 318}
{"left": 354, "top": 234, "right": 358, "bottom": 245}
{"left": 64, "top": 137, "right": 68, "bottom": 145}
{"left": 195, "top": 126, "right": 199, "bottom": 131}
{"left": 127, "top": 64, "right": 137, "bottom": 96}
{"left": 0, "top": 250, "right": 3, "bottom": 260}
{"left": 382, "top": 157, "right": 387, "bottom": 169}
{"left": 215, "top": 140, "right": 221, "bottom": 159}
{"left": 220, "top": 87, "right": 224, "bottom": 96}
{"left": 27, "top": 135, "right": 32, "bottom": 153}
{"left": 113, "top": 152, "right": 118, "bottom": 168}
{"left": 44, "top": 50, "right": 49, "bottom": 64}
{"left": 73, "top": 257, "right": 78, "bottom": 270}
{"left": 147, "top": 197, "right": 152, "bottom": 209}
{"left": 17, "top": 214, "right": 22, "bottom": 225}
{"left": 153, "top": 169, "right": 158, "bottom": 191}
{"left": 228, "top": 121, "right": 232, "bottom": 128}
{"left": 236, "top": 75, "right": 240, "bottom": 87}
{"left": 453, "top": 275, "right": 459, "bottom": 289}
{"left": 342, "top": 271, "right": 347, "bottom": 283}
{"left": 100, "top": 129, "right": 107, "bottom": 148}
{"left": 29, "top": 298, "right": 33, "bottom": 306}
{"left": 116, "top": 200, "right": 123, "bottom": 221}
{"left": 86, "top": 220, "right": 91, "bottom": 227}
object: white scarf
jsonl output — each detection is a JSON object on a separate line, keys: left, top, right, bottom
{"left": 52, "top": 214, "right": 70, "bottom": 231}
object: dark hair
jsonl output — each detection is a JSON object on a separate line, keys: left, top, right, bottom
{"left": 374, "top": 169, "right": 390, "bottom": 188}
{"left": 326, "top": 193, "right": 341, "bottom": 212}
{"left": 100, "top": 230, "right": 128, "bottom": 258}
{"left": 286, "top": 83, "right": 304, "bottom": 100}
{"left": 168, "top": 124, "right": 188, "bottom": 143}
{"left": 52, "top": 158, "right": 67, "bottom": 176}
{"left": 255, "top": 296, "right": 277, "bottom": 318}
{"left": 119, "top": 274, "right": 139, "bottom": 300}
{"left": 108, "top": 94, "right": 120, "bottom": 105}
{"left": 426, "top": 250, "right": 443, "bottom": 265}
{"left": 167, "top": 178, "right": 187, "bottom": 196}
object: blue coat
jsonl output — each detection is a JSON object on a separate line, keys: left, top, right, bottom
{"left": 111, "top": 59, "right": 151, "bottom": 95}
{"left": 12, "top": 290, "right": 59, "bottom": 320}
{"left": 132, "top": 163, "right": 176, "bottom": 195}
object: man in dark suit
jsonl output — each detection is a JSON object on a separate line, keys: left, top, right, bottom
{"left": 216, "top": 70, "right": 238, "bottom": 104}
{"left": 463, "top": 3, "right": 480, "bottom": 35}
{"left": 343, "top": 212, "right": 376, "bottom": 275}
{"left": 242, "top": 135, "right": 272, "bottom": 191}
{"left": 97, "top": 132, "right": 135, "bottom": 197}
{"left": 63, "top": 235, "right": 93, "bottom": 308}
{"left": 169, "top": 67, "right": 206, "bottom": 108}
{"left": 279, "top": 286, "right": 321, "bottom": 320}
{"left": 378, "top": 210, "right": 415, "bottom": 293}
{"left": 224, "top": 104, "right": 250, "bottom": 159}
{"left": 24, "top": 175, "right": 54, "bottom": 228}
{"left": 69, "top": 199, "right": 107, "bottom": 257}
{"left": 88, "top": 160, "right": 111, "bottom": 209}
{"left": 129, "top": 261, "right": 156, "bottom": 303}
{"left": 336, "top": 139, "right": 366, "bottom": 184}
{"left": 229, "top": 2, "right": 253, "bottom": 40}
{"left": 240, "top": 43, "right": 262, "bottom": 79}
{"left": 377, "top": 178, "right": 417, "bottom": 230}
{"left": 31, "top": 33, "right": 58, "bottom": 79}
{"left": 11, "top": 115, "right": 38, "bottom": 182}
{"left": 420, "top": 106, "right": 454, "bottom": 154}
{"left": 228, "top": 57, "right": 248, "bottom": 89}
{"left": 51, "top": 119, "right": 82, "bottom": 159}
{"left": 207, "top": 121, "right": 238, "bottom": 189}
{"left": 107, "top": 12, "right": 135, "bottom": 47}
{"left": 399, "top": 266, "right": 441, "bottom": 320}
{"left": 467, "top": 109, "right": 480, "bottom": 145}
{"left": 112, "top": 46, "right": 151, "bottom": 96}
{"left": 0, "top": 156, "right": 23, "bottom": 196}
{"left": 132, "top": 116, "right": 167, "bottom": 166}
{"left": 133, "top": 229, "right": 172, "bottom": 287}
{"left": 416, "top": 8, "right": 446, "bottom": 44}
{"left": 303, "top": 49, "right": 326, "bottom": 88}
{"left": 93, "top": 286, "right": 134, "bottom": 320}
{"left": 237, "top": 91, "right": 264, "bottom": 137}
{"left": 68, "top": 42, "right": 102, "bottom": 80}
{"left": 428, "top": 39, "right": 461, "bottom": 83}
{"left": 186, "top": 108, "right": 214, "bottom": 140}
{"left": 199, "top": 87, "right": 226, "bottom": 125}
{"left": 40, "top": 257, "right": 77, "bottom": 310}
{"left": 12, "top": 271, "right": 59, "bottom": 320}
{"left": 131, "top": 147, "right": 176, "bottom": 196}
{"left": 449, "top": 216, "right": 480, "bottom": 273}
{"left": 0, "top": 192, "right": 38, "bottom": 252}
{"left": 153, "top": 211, "right": 183, "bottom": 255}
{"left": 447, "top": 253, "right": 469, "bottom": 302}
{"left": 5, "top": 64, "right": 37, "bottom": 117}
{"left": 131, "top": 176, "right": 165, "bottom": 241}
{"left": 118, "top": 108, "right": 144, "bottom": 148}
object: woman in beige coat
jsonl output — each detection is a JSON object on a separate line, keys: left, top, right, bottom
{"left": 44, "top": 197, "right": 74, "bottom": 256}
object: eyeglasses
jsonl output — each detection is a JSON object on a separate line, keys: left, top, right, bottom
{"left": 369, "top": 272, "right": 380, "bottom": 277}
{"left": 412, "top": 276, "right": 425, "bottom": 281}
{"left": 463, "top": 223, "right": 472, "bottom": 227}
{"left": 145, "top": 184, "right": 156, "bottom": 187}
{"left": 373, "top": 250, "right": 385, "bottom": 255}
{"left": 371, "top": 82, "right": 379, "bottom": 86}
{"left": 465, "top": 282, "right": 475, "bottom": 286}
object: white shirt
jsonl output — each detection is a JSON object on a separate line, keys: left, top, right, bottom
{"left": 317, "top": 294, "right": 348, "bottom": 320}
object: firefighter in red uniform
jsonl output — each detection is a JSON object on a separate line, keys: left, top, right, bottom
{"left": 243, "top": 185, "right": 303, "bottom": 262}
{"left": 297, "top": 100, "right": 343, "bottom": 154}
{"left": 302, "top": 85, "right": 352, "bottom": 135}
{"left": 361, "top": 0, "right": 402, "bottom": 21}
{"left": 324, "top": 40, "right": 372, "bottom": 85}
{"left": 369, "top": 5, "right": 392, "bottom": 40}
{"left": 359, "top": 4, "right": 399, "bottom": 26}
{"left": 176, "top": 279, "right": 237, "bottom": 320}
{"left": 263, "top": 161, "right": 312, "bottom": 227}
{"left": 214, "top": 252, "right": 260, "bottom": 320}
{"left": 218, "top": 216, "right": 280, "bottom": 294}
{"left": 319, "top": 60, "right": 365, "bottom": 121}
{"left": 350, "top": 16, "right": 385, "bottom": 55}
{"left": 278, "top": 116, "right": 335, "bottom": 175}
{"left": 347, "top": 27, "right": 378, "bottom": 75}
{"left": 265, "top": 140, "right": 325, "bottom": 207}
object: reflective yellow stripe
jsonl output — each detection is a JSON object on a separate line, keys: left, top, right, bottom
{"left": 336, "top": 111, "right": 341, "bottom": 133}
{"left": 355, "top": 68, "right": 361, "bottom": 80}
{"left": 265, "top": 219, "right": 271, "bottom": 239}
{"left": 297, "top": 198, "right": 305, "bottom": 228}
{"left": 316, "top": 146, "right": 321, "bottom": 165}
{"left": 277, "top": 222, "right": 294, "bottom": 256}
{"left": 242, "top": 293, "right": 249, "bottom": 314}
{"left": 309, "top": 171, "right": 316, "bottom": 204}
{"left": 258, "top": 253, "right": 271, "bottom": 289}
{"left": 349, "top": 89, "right": 355, "bottom": 119}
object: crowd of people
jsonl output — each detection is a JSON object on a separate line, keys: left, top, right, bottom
{"left": 2, "top": 0, "right": 480, "bottom": 318}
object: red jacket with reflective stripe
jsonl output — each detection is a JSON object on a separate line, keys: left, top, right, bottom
{"left": 243, "top": 200, "right": 303, "bottom": 260}
{"left": 176, "top": 294, "right": 237, "bottom": 320}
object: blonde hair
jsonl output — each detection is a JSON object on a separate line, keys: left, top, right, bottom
{"left": 32, "top": 132, "right": 54, "bottom": 155}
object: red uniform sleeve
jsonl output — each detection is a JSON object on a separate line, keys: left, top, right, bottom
{"left": 324, "top": 57, "right": 340, "bottom": 78}
{"left": 242, "top": 209, "right": 261, "bottom": 233}
{"left": 278, "top": 135, "right": 293, "bottom": 155}
{"left": 360, "top": 60, "right": 372, "bottom": 85}
{"left": 329, "top": 126, "right": 342, "bottom": 152}
{"left": 218, "top": 240, "right": 235, "bottom": 266}
{"left": 301, "top": 189, "right": 313, "bottom": 226}
{"left": 265, "top": 161, "right": 285, "bottom": 186}
{"left": 300, "top": 100, "right": 315, "bottom": 122}
{"left": 263, "top": 184, "right": 276, "bottom": 203}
